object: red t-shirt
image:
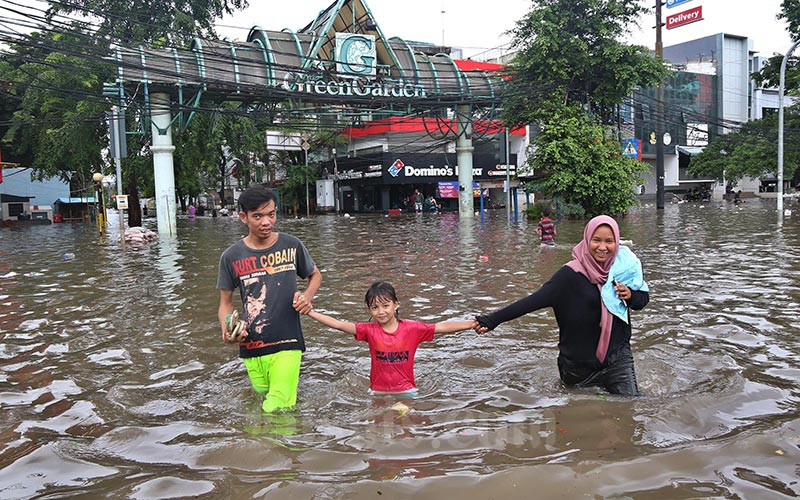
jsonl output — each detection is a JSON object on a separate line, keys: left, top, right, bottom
{"left": 354, "top": 320, "right": 436, "bottom": 392}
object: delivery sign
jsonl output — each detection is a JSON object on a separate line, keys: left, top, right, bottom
{"left": 666, "top": 5, "right": 703, "bottom": 29}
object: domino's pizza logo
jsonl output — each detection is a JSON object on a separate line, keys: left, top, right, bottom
{"left": 388, "top": 159, "right": 404, "bottom": 177}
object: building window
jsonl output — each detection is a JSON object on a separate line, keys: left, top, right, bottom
{"left": 8, "top": 203, "right": 24, "bottom": 217}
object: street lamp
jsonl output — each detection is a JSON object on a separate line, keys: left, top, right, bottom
{"left": 92, "top": 172, "right": 107, "bottom": 233}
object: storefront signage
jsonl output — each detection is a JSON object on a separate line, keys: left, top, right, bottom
{"left": 335, "top": 33, "right": 376, "bottom": 76}
{"left": 437, "top": 181, "right": 486, "bottom": 198}
{"left": 488, "top": 164, "right": 515, "bottom": 176}
{"left": 281, "top": 74, "right": 428, "bottom": 99}
{"left": 327, "top": 153, "right": 518, "bottom": 185}
{"left": 666, "top": 6, "right": 703, "bottom": 29}
{"left": 398, "top": 164, "right": 483, "bottom": 178}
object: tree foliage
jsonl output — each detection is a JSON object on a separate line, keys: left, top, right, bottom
{"left": 0, "top": 27, "right": 111, "bottom": 193}
{"left": 688, "top": 108, "right": 800, "bottom": 183}
{"left": 502, "top": 0, "right": 668, "bottom": 127}
{"left": 1, "top": 1, "right": 254, "bottom": 225}
{"left": 529, "top": 107, "right": 648, "bottom": 217}
{"left": 504, "top": 0, "right": 664, "bottom": 216}
{"left": 47, "top": 0, "right": 248, "bottom": 45}
{"left": 754, "top": 1, "right": 800, "bottom": 89}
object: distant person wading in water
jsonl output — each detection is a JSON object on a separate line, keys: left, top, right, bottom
{"left": 475, "top": 215, "right": 649, "bottom": 396}
{"left": 537, "top": 207, "right": 557, "bottom": 246}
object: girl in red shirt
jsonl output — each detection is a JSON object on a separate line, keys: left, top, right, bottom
{"left": 305, "top": 281, "right": 476, "bottom": 394}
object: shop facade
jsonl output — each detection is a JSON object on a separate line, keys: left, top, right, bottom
{"left": 321, "top": 152, "right": 518, "bottom": 212}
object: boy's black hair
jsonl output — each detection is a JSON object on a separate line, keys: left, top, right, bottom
{"left": 238, "top": 184, "right": 277, "bottom": 213}
{"left": 364, "top": 281, "right": 399, "bottom": 308}
{"left": 541, "top": 207, "right": 551, "bottom": 217}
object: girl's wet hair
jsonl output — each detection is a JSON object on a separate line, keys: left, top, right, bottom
{"left": 364, "top": 281, "right": 399, "bottom": 308}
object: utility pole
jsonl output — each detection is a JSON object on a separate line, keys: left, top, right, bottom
{"left": 655, "top": 0, "right": 665, "bottom": 210}
{"left": 778, "top": 40, "right": 799, "bottom": 222}
{"left": 301, "top": 134, "right": 311, "bottom": 217}
{"left": 505, "top": 128, "right": 511, "bottom": 221}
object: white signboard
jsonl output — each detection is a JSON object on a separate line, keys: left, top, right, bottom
{"left": 115, "top": 194, "right": 129, "bottom": 210}
{"left": 687, "top": 123, "right": 709, "bottom": 146}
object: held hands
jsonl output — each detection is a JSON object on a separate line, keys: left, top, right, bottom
{"left": 473, "top": 317, "right": 491, "bottom": 335}
{"left": 293, "top": 292, "right": 313, "bottom": 315}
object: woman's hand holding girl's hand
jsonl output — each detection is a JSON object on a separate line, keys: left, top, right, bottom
{"left": 473, "top": 317, "right": 490, "bottom": 334}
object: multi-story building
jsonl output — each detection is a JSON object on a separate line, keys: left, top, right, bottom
{"left": 636, "top": 33, "right": 790, "bottom": 199}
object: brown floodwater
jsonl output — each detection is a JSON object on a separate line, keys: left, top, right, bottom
{"left": 1, "top": 199, "right": 799, "bottom": 499}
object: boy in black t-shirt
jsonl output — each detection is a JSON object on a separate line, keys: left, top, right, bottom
{"left": 217, "top": 185, "right": 322, "bottom": 412}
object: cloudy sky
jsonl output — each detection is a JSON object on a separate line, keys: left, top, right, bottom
{"left": 216, "top": 0, "right": 794, "bottom": 59}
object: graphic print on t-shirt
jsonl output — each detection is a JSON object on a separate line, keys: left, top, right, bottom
{"left": 231, "top": 247, "right": 298, "bottom": 337}
{"left": 375, "top": 349, "right": 410, "bottom": 363}
{"left": 231, "top": 247, "right": 298, "bottom": 278}
{"left": 243, "top": 278, "right": 269, "bottom": 335}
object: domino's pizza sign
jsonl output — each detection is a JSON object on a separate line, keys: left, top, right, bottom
{"left": 388, "top": 159, "right": 404, "bottom": 177}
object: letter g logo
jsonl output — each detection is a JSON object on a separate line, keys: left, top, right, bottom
{"left": 336, "top": 34, "right": 376, "bottom": 76}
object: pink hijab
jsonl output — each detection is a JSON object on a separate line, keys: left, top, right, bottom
{"left": 566, "top": 215, "right": 620, "bottom": 363}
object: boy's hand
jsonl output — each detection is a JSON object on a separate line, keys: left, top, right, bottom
{"left": 222, "top": 310, "right": 248, "bottom": 343}
{"left": 222, "top": 326, "right": 248, "bottom": 344}
{"left": 292, "top": 292, "right": 313, "bottom": 315}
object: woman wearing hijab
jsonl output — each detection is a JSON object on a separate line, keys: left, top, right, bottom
{"left": 475, "top": 215, "right": 649, "bottom": 395}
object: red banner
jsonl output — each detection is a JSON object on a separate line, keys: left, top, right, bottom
{"left": 666, "top": 5, "right": 703, "bottom": 30}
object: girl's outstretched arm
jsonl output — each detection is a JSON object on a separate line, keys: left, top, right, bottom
{"left": 308, "top": 310, "right": 357, "bottom": 335}
{"left": 434, "top": 319, "right": 479, "bottom": 334}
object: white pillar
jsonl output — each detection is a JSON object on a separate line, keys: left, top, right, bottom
{"left": 456, "top": 105, "right": 474, "bottom": 218}
{"left": 150, "top": 93, "right": 177, "bottom": 236}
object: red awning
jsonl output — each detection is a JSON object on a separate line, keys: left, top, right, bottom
{"left": 454, "top": 60, "right": 503, "bottom": 72}
{"left": 344, "top": 116, "right": 524, "bottom": 138}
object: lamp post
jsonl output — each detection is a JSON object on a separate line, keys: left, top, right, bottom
{"left": 778, "top": 40, "right": 799, "bottom": 221}
{"left": 92, "top": 172, "right": 106, "bottom": 233}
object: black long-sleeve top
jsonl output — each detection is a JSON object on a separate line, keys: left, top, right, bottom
{"left": 477, "top": 266, "right": 649, "bottom": 366}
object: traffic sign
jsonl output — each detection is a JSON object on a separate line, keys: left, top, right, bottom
{"left": 116, "top": 194, "right": 129, "bottom": 210}
{"left": 666, "top": 0, "right": 693, "bottom": 8}
{"left": 622, "top": 139, "right": 641, "bottom": 160}
{"left": 667, "top": 5, "right": 703, "bottom": 30}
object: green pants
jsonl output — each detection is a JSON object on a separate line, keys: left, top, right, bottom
{"left": 242, "top": 350, "right": 302, "bottom": 412}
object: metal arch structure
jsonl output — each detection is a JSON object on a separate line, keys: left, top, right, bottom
{"left": 104, "top": 0, "right": 507, "bottom": 233}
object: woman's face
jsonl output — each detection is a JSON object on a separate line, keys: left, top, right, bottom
{"left": 589, "top": 224, "right": 616, "bottom": 264}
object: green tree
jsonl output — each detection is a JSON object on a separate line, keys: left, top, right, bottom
{"left": 503, "top": 0, "right": 665, "bottom": 216}
{"left": 0, "top": 28, "right": 111, "bottom": 197}
{"left": 0, "top": 0, "right": 252, "bottom": 226}
{"left": 529, "top": 107, "right": 648, "bottom": 217}
{"left": 688, "top": 108, "right": 800, "bottom": 184}
{"left": 503, "top": 0, "right": 667, "bottom": 126}
{"left": 47, "top": 0, "right": 248, "bottom": 46}
{"left": 754, "top": 1, "right": 800, "bottom": 89}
